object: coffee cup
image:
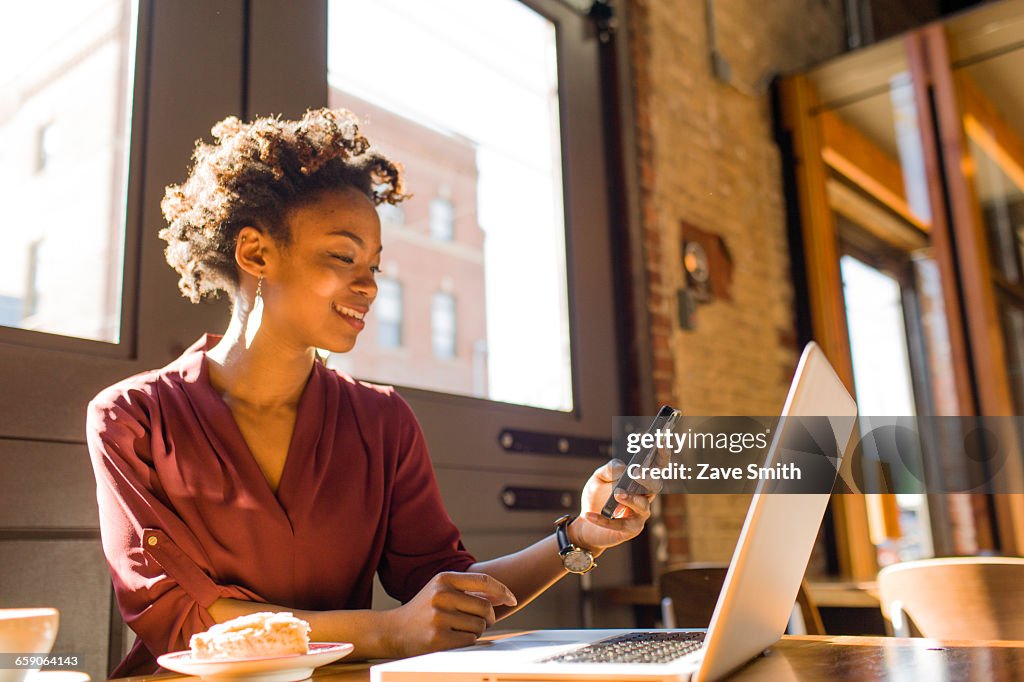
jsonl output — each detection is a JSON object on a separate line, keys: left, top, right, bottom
{"left": 0, "top": 608, "right": 60, "bottom": 682}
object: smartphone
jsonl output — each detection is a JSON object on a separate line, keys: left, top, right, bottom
{"left": 601, "top": 405, "right": 682, "bottom": 519}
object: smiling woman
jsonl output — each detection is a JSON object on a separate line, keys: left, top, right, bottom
{"left": 86, "top": 108, "right": 652, "bottom": 677}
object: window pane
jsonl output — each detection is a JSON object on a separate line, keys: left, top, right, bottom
{"left": 432, "top": 291, "right": 456, "bottom": 360}
{"left": 0, "top": 0, "right": 136, "bottom": 344}
{"left": 325, "top": 0, "right": 573, "bottom": 411}
{"left": 376, "top": 277, "right": 403, "bottom": 349}
{"left": 429, "top": 198, "right": 455, "bottom": 241}
{"left": 841, "top": 255, "right": 934, "bottom": 564}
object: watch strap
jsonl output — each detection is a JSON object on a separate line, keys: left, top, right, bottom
{"left": 554, "top": 514, "right": 575, "bottom": 555}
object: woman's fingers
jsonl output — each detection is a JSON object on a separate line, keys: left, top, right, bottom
{"left": 439, "top": 571, "right": 517, "bottom": 606}
{"left": 584, "top": 492, "right": 652, "bottom": 528}
{"left": 437, "top": 589, "right": 497, "bottom": 628}
{"left": 594, "top": 458, "right": 626, "bottom": 483}
{"left": 615, "top": 490, "right": 652, "bottom": 515}
{"left": 445, "top": 611, "right": 491, "bottom": 637}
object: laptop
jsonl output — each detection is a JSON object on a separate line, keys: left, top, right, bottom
{"left": 371, "top": 342, "right": 858, "bottom": 682}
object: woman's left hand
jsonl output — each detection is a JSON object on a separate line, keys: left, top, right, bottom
{"left": 569, "top": 459, "right": 654, "bottom": 556}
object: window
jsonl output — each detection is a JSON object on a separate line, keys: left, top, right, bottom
{"left": 0, "top": 0, "right": 136, "bottom": 344}
{"left": 375, "top": 277, "right": 403, "bottom": 349}
{"left": 24, "top": 240, "right": 43, "bottom": 318}
{"left": 35, "top": 122, "right": 57, "bottom": 173}
{"left": 326, "top": 0, "right": 574, "bottom": 410}
{"left": 377, "top": 201, "right": 405, "bottom": 227}
{"left": 429, "top": 197, "right": 455, "bottom": 241}
{"left": 781, "top": 2, "right": 1024, "bottom": 575}
{"left": 841, "top": 255, "right": 934, "bottom": 564}
{"left": 431, "top": 291, "right": 456, "bottom": 359}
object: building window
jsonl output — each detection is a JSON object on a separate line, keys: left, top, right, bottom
{"left": 429, "top": 198, "right": 454, "bottom": 241}
{"left": 34, "top": 122, "right": 57, "bottom": 173}
{"left": 376, "top": 277, "right": 402, "bottom": 348}
{"left": 377, "top": 201, "right": 405, "bottom": 227}
{"left": 431, "top": 291, "right": 456, "bottom": 358}
{"left": 24, "top": 240, "right": 43, "bottom": 318}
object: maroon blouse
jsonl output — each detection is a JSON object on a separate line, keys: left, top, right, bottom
{"left": 86, "top": 334, "right": 475, "bottom": 676}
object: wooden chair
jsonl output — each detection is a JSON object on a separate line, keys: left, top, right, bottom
{"left": 658, "top": 563, "right": 825, "bottom": 634}
{"left": 877, "top": 557, "right": 1024, "bottom": 639}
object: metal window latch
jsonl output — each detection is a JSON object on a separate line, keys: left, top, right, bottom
{"left": 588, "top": 1, "right": 616, "bottom": 43}
{"left": 498, "top": 428, "right": 612, "bottom": 459}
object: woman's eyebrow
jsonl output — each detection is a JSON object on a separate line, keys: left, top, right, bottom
{"left": 327, "top": 229, "right": 383, "bottom": 253}
{"left": 327, "top": 228, "right": 364, "bottom": 244}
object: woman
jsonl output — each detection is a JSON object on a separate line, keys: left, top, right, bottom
{"left": 86, "top": 108, "right": 651, "bottom": 676}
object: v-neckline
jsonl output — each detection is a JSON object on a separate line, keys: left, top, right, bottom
{"left": 184, "top": 335, "right": 324, "bottom": 525}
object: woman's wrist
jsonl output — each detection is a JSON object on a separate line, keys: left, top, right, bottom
{"left": 567, "top": 516, "right": 605, "bottom": 558}
{"left": 308, "top": 608, "right": 395, "bottom": 660}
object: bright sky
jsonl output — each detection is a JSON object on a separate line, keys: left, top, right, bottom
{"left": 328, "top": 0, "right": 573, "bottom": 411}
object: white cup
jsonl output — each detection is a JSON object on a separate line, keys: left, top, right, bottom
{"left": 0, "top": 608, "right": 60, "bottom": 682}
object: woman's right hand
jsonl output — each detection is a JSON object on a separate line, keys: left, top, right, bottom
{"left": 381, "top": 571, "right": 517, "bottom": 658}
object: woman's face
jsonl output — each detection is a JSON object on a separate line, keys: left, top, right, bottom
{"left": 262, "top": 186, "right": 382, "bottom": 354}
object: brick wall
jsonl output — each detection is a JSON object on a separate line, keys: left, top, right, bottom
{"left": 627, "top": 0, "right": 846, "bottom": 568}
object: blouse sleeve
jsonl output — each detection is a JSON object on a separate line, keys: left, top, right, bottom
{"left": 86, "top": 391, "right": 264, "bottom": 658}
{"left": 376, "top": 393, "right": 476, "bottom": 603}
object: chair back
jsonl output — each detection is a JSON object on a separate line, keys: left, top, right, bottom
{"left": 658, "top": 563, "right": 825, "bottom": 634}
{"left": 877, "top": 557, "right": 1024, "bottom": 639}
{"left": 659, "top": 563, "right": 728, "bottom": 628}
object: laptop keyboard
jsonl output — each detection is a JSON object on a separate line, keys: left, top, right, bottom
{"left": 536, "top": 631, "right": 706, "bottom": 665}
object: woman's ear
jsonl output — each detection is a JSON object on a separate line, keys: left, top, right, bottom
{"left": 235, "top": 226, "right": 270, "bottom": 279}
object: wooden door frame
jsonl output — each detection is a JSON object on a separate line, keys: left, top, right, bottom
{"left": 919, "top": 24, "right": 1024, "bottom": 555}
{"left": 779, "top": 75, "right": 876, "bottom": 580}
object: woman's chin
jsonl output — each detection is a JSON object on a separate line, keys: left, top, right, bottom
{"left": 318, "top": 336, "right": 358, "bottom": 355}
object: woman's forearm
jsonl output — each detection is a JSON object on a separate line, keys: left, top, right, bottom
{"left": 208, "top": 598, "right": 392, "bottom": 660}
{"left": 468, "top": 518, "right": 601, "bottom": 620}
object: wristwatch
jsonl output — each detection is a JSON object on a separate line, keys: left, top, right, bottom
{"left": 554, "top": 514, "right": 596, "bottom": 574}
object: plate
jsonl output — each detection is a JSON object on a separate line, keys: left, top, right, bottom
{"left": 26, "top": 673, "right": 91, "bottom": 681}
{"left": 157, "top": 642, "right": 354, "bottom": 681}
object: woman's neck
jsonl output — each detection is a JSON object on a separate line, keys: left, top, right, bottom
{"left": 205, "top": 310, "right": 316, "bottom": 410}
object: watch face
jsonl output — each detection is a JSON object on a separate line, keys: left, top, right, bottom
{"left": 563, "top": 548, "right": 594, "bottom": 573}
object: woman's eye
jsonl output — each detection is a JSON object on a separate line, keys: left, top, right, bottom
{"left": 331, "top": 254, "right": 354, "bottom": 264}
{"left": 370, "top": 265, "right": 382, "bottom": 274}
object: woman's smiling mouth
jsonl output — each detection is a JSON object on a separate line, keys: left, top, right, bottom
{"left": 332, "top": 302, "right": 367, "bottom": 330}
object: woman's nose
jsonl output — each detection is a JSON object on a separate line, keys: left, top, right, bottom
{"left": 351, "top": 272, "right": 377, "bottom": 299}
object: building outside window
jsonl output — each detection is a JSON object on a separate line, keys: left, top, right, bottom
{"left": 431, "top": 291, "right": 456, "bottom": 358}
{"left": 24, "top": 240, "right": 43, "bottom": 318}
{"left": 429, "top": 197, "right": 454, "bottom": 241}
{"left": 35, "top": 122, "right": 57, "bottom": 173}
{"left": 377, "top": 201, "right": 405, "bottom": 227}
{"left": 375, "top": 277, "right": 402, "bottom": 349}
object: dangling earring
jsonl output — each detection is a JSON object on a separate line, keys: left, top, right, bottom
{"left": 244, "top": 275, "right": 264, "bottom": 348}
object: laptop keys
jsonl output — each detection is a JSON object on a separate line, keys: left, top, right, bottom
{"left": 537, "top": 631, "right": 706, "bottom": 664}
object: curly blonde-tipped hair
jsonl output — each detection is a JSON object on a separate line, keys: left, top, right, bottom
{"left": 159, "top": 108, "right": 407, "bottom": 303}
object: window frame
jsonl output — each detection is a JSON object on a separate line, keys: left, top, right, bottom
{"left": 0, "top": 0, "right": 149, "bottom": 361}
{"left": 779, "top": 2, "right": 1024, "bottom": 577}
{"left": 246, "top": 0, "right": 625, "bottom": 433}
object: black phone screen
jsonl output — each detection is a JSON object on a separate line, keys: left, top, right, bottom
{"left": 601, "top": 405, "right": 682, "bottom": 519}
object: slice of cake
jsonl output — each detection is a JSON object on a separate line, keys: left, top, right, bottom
{"left": 190, "top": 612, "right": 311, "bottom": 660}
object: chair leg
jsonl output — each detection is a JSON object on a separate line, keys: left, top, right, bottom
{"left": 661, "top": 597, "right": 677, "bottom": 628}
{"left": 889, "top": 599, "right": 910, "bottom": 637}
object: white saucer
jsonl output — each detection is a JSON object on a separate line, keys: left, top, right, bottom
{"left": 26, "top": 673, "right": 91, "bottom": 681}
{"left": 157, "top": 643, "right": 353, "bottom": 681}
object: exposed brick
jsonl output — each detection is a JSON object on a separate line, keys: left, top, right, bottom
{"left": 628, "top": 0, "right": 845, "bottom": 569}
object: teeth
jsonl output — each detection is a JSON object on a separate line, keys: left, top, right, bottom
{"left": 333, "top": 303, "right": 365, "bottom": 320}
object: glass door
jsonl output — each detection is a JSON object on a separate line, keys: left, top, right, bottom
{"left": 781, "top": 29, "right": 999, "bottom": 576}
